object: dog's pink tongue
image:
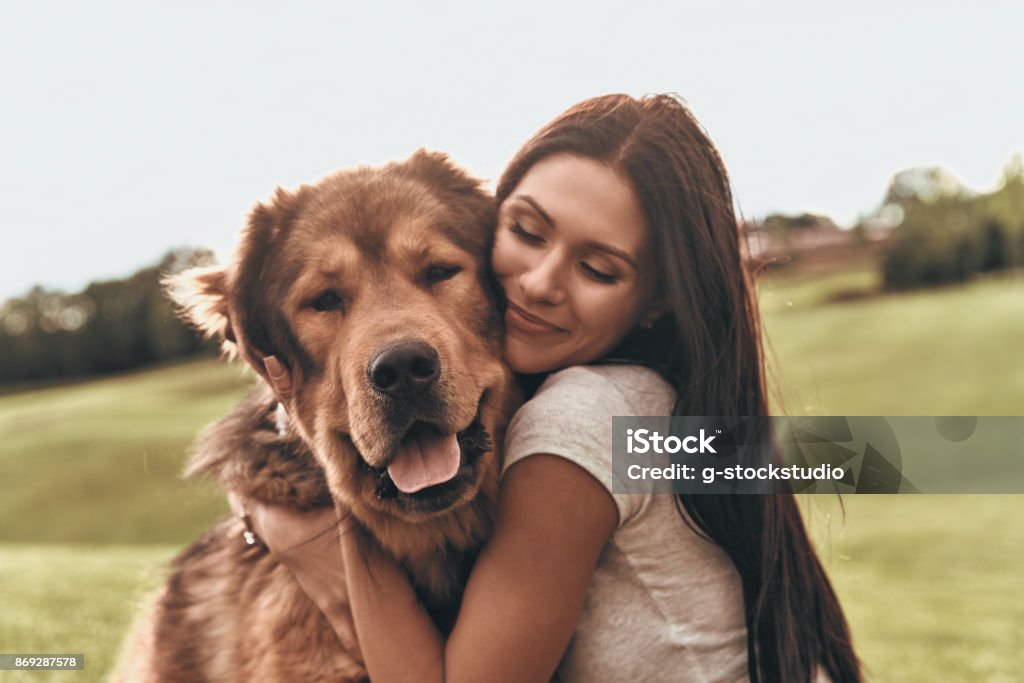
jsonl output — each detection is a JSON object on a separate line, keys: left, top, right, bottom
{"left": 387, "top": 430, "right": 460, "bottom": 494}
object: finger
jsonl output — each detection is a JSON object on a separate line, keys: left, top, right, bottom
{"left": 262, "top": 355, "right": 293, "bottom": 398}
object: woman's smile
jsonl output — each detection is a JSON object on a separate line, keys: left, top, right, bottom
{"left": 505, "top": 300, "right": 570, "bottom": 336}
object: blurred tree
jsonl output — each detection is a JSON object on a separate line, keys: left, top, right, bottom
{"left": 881, "top": 156, "right": 1024, "bottom": 291}
{"left": 882, "top": 194, "right": 981, "bottom": 289}
{"left": 979, "top": 220, "right": 1012, "bottom": 272}
{"left": 882, "top": 166, "right": 968, "bottom": 207}
{"left": 0, "top": 248, "right": 217, "bottom": 386}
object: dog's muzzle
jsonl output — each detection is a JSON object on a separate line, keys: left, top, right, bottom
{"left": 362, "top": 389, "right": 493, "bottom": 516}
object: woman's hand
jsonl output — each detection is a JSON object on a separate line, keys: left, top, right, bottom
{"left": 227, "top": 493, "right": 363, "bottom": 665}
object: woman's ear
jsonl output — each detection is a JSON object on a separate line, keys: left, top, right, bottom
{"left": 639, "top": 301, "right": 667, "bottom": 329}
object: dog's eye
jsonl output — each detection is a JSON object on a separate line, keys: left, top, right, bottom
{"left": 311, "top": 290, "right": 344, "bottom": 312}
{"left": 423, "top": 264, "right": 462, "bottom": 285}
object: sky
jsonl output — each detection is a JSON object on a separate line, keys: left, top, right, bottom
{"left": 2, "top": 1, "right": 1022, "bottom": 303}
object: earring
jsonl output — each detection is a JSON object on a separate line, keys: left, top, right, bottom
{"left": 640, "top": 306, "right": 663, "bottom": 330}
{"left": 641, "top": 313, "right": 661, "bottom": 329}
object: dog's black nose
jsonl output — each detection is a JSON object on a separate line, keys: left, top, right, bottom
{"left": 369, "top": 339, "right": 439, "bottom": 398}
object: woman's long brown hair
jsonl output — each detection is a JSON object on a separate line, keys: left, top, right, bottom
{"left": 497, "top": 94, "right": 862, "bottom": 683}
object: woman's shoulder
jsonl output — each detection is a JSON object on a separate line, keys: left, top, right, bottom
{"left": 503, "top": 364, "right": 673, "bottom": 528}
{"left": 531, "top": 363, "right": 676, "bottom": 416}
{"left": 502, "top": 364, "right": 675, "bottom": 516}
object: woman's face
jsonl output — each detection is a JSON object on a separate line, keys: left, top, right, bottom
{"left": 492, "top": 154, "right": 660, "bottom": 374}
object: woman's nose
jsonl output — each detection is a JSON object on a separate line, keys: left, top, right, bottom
{"left": 518, "top": 253, "right": 567, "bottom": 306}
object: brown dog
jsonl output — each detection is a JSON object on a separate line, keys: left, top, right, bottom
{"left": 115, "top": 151, "right": 519, "bottom": 682}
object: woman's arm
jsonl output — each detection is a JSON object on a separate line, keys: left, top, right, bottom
{"left": 336, "top": 516, "right": 445, "bottom": 680}
{"left": 240, "top": 498, "right": 363, "bottom": 664}
{"left": 451, "top": 454, "right": 619, "bottom": 681}
{"left": 253, "top": 453, "right": 617, "bottom": 683}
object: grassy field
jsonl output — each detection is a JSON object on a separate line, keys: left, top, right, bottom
{"left": 760, "top": 266, "right": 1024, "bottom": 415}
{"left": 806, "top": 495, "right": 1024, "bottom": 682}
{"left": 0, "top": 358, "right": 250, "bottom": 543}
{"left": 0, "top": 268, "right": 1022, "bottom": 681}
{"left": 0, "top": 544, "right": 176, "bottom": 683}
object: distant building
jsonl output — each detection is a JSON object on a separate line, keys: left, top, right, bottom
{"left": 741, "top": 213, "right": 893, "bottom": 266}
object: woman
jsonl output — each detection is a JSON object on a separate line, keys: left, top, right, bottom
{"left": 241, "top": 93, "right": 862, "bottom": 682}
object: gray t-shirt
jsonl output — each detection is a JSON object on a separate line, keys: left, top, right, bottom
{"left": 503, "top": 364, "right": 750, "bottom": 683}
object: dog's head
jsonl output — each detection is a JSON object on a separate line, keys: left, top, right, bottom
{"left": 170, "top": 150, "right": 514, "bottom": 525}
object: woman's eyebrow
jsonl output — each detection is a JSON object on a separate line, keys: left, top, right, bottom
{"left": 515, "top": 195, "right": 557, "bottom": 228}
{"left": 513, "top": 194, "right": 638, "bottom": 271}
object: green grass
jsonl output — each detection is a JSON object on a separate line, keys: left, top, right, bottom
{"left": 0, "top": 358, "right": 251, "bottom": 543}
{"left": 0, "top": 268, "right": 1022, "bottom": 682}
{"left": 804, "top": 495, "right": 1024, "bottom": 682}
{"left": 0, "top": 544, "right": 178, "bottom": 683}
{"left": 761, "top": 269, "right": 1024, "bottom": 415}
{"left": 766, "top": 269, "right": 1024, "bottom": 681}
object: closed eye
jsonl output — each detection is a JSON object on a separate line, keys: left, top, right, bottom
{"left": 423, "top": 264, "right": 463, "bottom": 285}
{"left": 580, "top": 262, "right": 618, "bottom": 284}
{"left": 511, "top": 223, "right": 544, "bottom": 245}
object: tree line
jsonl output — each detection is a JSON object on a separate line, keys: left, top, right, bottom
{"left": 880, "top": 156, "right": 1024, "bottom": 289}
{"left": 0, "top": 249, "right": 216, "bottom": 386}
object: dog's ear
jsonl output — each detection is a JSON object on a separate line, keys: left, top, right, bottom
{"left": 404, "top": 149, "right": 485, "bottom": 197}
{"left": 403, "top": 148, "right": 496, "bottom": 252}
{"left": 231, "top": 187, "right": 304, "bottom": 362}
{"left": 164, "top": 265, "right": 238, "bottom": 357}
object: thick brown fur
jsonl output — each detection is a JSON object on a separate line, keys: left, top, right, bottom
{"left": 116, "top": 150, "right": 520, "bottom": 682}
